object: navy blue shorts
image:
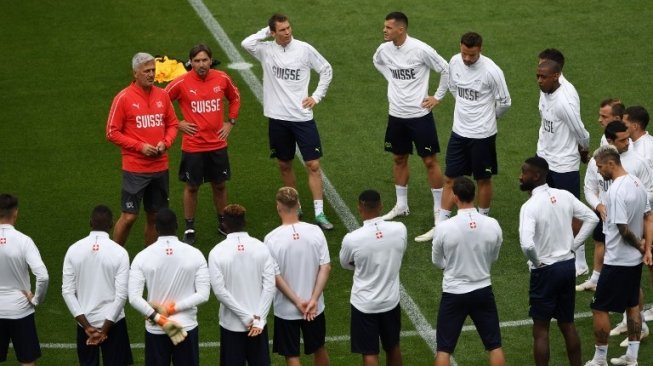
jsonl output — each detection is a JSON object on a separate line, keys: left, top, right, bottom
{"left": 268, "top": 118, "right": 323, "bottom": 162}
{"left": 272, "top": 313, "right": 326, "bottom": 357}
{"left": 179, "top": 148, "right": 230, "bottom": 186}
{"left": 76, "top": 318, "right": 133, "bottom": 366}
{"left": 384, "top": 112, "right": 440, "bottom": 157}
{"left": 444, "top": 132, "right": 497, "bottom": 180}
{"left": 436, "top": 286, "right": 502, "bottom": 353}
{"left": 529, "top": 258, "right": 576, "bottom": 322}
{"left": 350, "top": 303, "right": 401, "bottom": 355}
{"left": 219, "top": 326, "right": 269, "bottom": 366}
{"left": 121, "top": 170, "right": 169, "bottom": 214}
{"left": 546, "top": 170, "right": 580, "bottom": 198}
{"left": 144, "top": 326, "right": 199, "bottom": 366}
{"left": 591, "top": 263, "right": 642, "bottom": 313}
{"left": 0, "top": 313, "right": 41, "bottom": 363}
{"left": 592, "top": 210, "right": 605, "bottom": 242}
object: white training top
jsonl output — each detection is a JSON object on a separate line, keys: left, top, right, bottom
{"left": 558, "top": 73, "right": 580, "bottom": 106}
{"left": 208, "top": 232, "right": 276, "bottom": 332}
{"left": 536, "top": 85, "right": 590, "bottom": 173}
{"left": 432, "top": 208, "right": 502, "bottom": 294}
{"left": 340, "top": 217, "right": 406, "bottom": 313}
{"left": 519, "top": 184, "right": 598, "bottom": 269}
{"left": 584, "top": 157, "right": 610, "bottom": 210}
{"left": 128, "top": 236, "right": 210, "bottom": 334}
{"left": 603, "top": 174, "right": 650, "bottom": 266}
{"left": 448, "top": 53, "right": 511, "bottom": 138}
{"left": 62, "top": 231, "right": 129, "bottom": 327}
{"left": 372, "top": 36, "right": 449, "bottom": 118}
{"left": 242, "top": 27, "right": 333, "bottom": 122}
{"left": 631, "top": 132, "right": 653, "bottom": 168}
{"left": 264, "top": 222, "right": 330, "bottom": 320}
{"left": 0, "top": 224, "right": 48, "bottom": 319}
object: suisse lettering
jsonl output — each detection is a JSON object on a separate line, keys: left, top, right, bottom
{"left": 190, "top": 99, "right": 221, "bottom": 113}
{"left": 542, "top": 119, "right": 555, "bottom": 133}
{"left": 390, "top": 68, "right": 417, "bottom": 80}
{"left": 272, "top": 66, "right": 301, "bottom": 80}
{"left": 135, "top": 114, "right": 164, "bottom": 128}
{"left": 457, "top": 87, "right": 480, "bottom": 101}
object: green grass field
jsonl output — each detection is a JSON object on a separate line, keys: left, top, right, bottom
{"left": 2, "top": 0, "right": 653, "bottom": 364}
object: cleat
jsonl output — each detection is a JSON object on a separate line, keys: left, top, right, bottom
{"left": 415, "top": 227, "right": 435, "bottom": 243}
{"left": 585, "top": 360, "right": 609, "bottom": 366}
{"left": 610, "top": 321, "right": 628, "bottom": 336}
{"left": 381, "top": 205, "right": 410, "bottom": 221}
{"left": 183, "top": 229, "right": 196, "bottom": 246}
{"left": 315, "top": 213, "right": 334, "bottom": 231}
{"left": 576, "top": 268, "right": 589, "bottom": 277}
{"left": 609, "top": 354, "right": 638, "bottom": 365}
{"left": 576, "top": 279, "right": 597, "bottom": 292}
{"left": 619, "top": 324, "right": 649, "bottom": 347}
{"left": 643, "top": 308, "right": 653, "bottom": 322}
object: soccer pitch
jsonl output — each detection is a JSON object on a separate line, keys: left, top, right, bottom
{"left": 2, "top": 0, "right": 653, "bottom": 364}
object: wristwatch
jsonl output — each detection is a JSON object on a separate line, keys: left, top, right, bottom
{"left": 227, "top": 118, "right": 237, "bottom": 125}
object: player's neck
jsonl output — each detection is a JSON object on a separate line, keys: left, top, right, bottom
{"left": 280, "top": 213, "right": 300, "bottom": 225}
{"left": 631, "top": 129, "right": 645, "bottom": 140}
{"left": 392, "top": 34, "right": 407, "bottom": 47}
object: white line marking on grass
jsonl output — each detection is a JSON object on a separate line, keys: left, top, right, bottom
{"left": 36, "top": 310, "right": 599, "bottom": 349}
{"left": 185, "top": 0, "right": 436, "bottom": 358}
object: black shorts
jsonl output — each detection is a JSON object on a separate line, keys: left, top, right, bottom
{"left": 268, "top": 118, "right": 323, "bottom": 162}
{"left": 444, "top": 132, "right": 497, "bottom": 180}
{"left": 592, "top": 210, "right": 605, "bottom": 242}
{"left": 144, "top": 326, "right": 199, "bottom": 366}
{"left": 436, "top": 286, "right": 502, "bottom": 354}
{"left": 272, "top": 313, "right": 326, "bottom": 357}
{"left": 529, "top": 258, "right": 576, "bottom": 323}
{"left": 121, "top": 170, "right": 169, "bottom": 214}
{"left": 591, "top": 263, "right": 642, "bottom": 313}
{"left": 384, "top": 112, "right": 440, "bottom": 157}
{"left": 0, "top": 313, "right": 41, "bottom": 363}
{"left": 219, "top": 326, "right": 269, "bottom": 366}
{"left": 179, "top": 148, "right": 230, "bottom": 186}
{"left": 350, "top": 304, "right": 401, "bottom": 355}
{"left": 76, "top": 318, "right": 133, "bottom": 366}
{"left": 546, "top": 170, "right": 580, "bottom": 198}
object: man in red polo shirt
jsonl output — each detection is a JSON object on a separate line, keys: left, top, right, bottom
{"left": 106, "top": 52, "right": 179, "bottom": 246}
{"left": 166, "top": 44, "right": 241, "bottom": 245}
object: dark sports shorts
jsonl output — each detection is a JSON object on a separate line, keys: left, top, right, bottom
{"left": 529, "top": 258, "right": 576, "bottom": 323}
{"left": 350, "top": 303, "right": 401, "bottom": 355}
{"left": 546, "top": 170, "right": 580, "bottom": 198}
{"left": 145, "top": 326, "right": 198, "bottom": 366}
{"left": 220, "top": 326, "right": 270, "bottom": 366}
{"left": 444, "top": 132, "right": 497, "bottom": 180}
{"left": 592, "top": 210, "right": 605, "bottom": 242}
{"left": 436, "top": 286, "right": 502, "bottom": 353}
{"left": 179, "top": 148, "right": 230, "bottom": 186}
{"left": 268, "top": 118, "right": 323, "bottom": 162}
{"left": 76, "top": 318, "right": 133, "bottom": 366}
{"left": 121, "top": 170, "right": 169, "bottom": 214}
{"left": 273, "top": 312, "right": 326, "bottom": 357}
{"left": 0, "top": 313, "right": 41, "bottom": 363}
{"left": 591, "top": 263, "right": 642, "bottom": 313}
{"left": 384, "top": 112, "right": 440, "bottom": 157}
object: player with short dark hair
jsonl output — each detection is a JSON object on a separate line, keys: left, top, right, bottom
{"left": 166, "top": 44, "right": 241, "bottom": 245}
{"left": 0, "top": 193, "right": 49, "bottom": 366}
{"left": 242, "top": 14, "right": 335, "bottom": 231}
{"left": 208, "top": 204, "right": 275, "bottom": 366}
{"left": 625, "top": 106, "right": 653, "bottom": 165}
{"left": 432, "top": 177, "right": 505, "bottom": 366}
{"left": 340, "top": 189, "right": 407, "bottom": 366}
{"left": 62, "top": 205, "right": 133, "bottom": 365}
{"left": 372, "top": 12, "right": 449, "bottom": 231}
{"left": 518, "top": 156, "right": 598, "bottom": 366}
{"left": 106, "top": 52, "right": 179, "bottom": 246}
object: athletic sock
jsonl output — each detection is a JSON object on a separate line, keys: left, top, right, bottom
{"left": 396, "top": 185, "right": 408, "bottom": 209}
{"left": 314, "top": 200, "right": 324, "bottom": 216}
{"left": 478, "top": 207, "right": 490, "bottom": 216}
{"left": 593, "top": 345, "right": 608, "bottom": 362}
{"left": 431, "top": 187, "right": 442, "bottom": 212}
{"left": 185, "top": 219, "right": 195, "bottom": 231}
{"left": 590, "top": 270, "right": 600, "bottom": 283}
{"left": 437, "top": 209, "right": 451, "bottom": 223}
{"left": 626, "top": 341, "right": 639, "bottom": 360}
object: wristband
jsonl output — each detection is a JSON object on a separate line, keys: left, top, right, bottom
{"left": 227, "top": 118, "right": 236, "bottom": 125}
